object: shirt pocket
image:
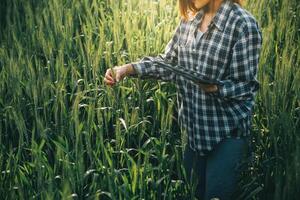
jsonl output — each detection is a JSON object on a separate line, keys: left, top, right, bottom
{"left": 178, "top": 43, "right": 198, "bottom": 71}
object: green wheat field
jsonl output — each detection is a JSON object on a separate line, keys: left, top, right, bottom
{"left": 0, "top": 0, "right": 299, "bottom": 199}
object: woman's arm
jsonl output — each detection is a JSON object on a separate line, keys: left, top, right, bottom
{"left": 212, "top": 22, "right": 263, "bottom": 101}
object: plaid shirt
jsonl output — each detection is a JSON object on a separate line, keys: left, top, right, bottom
{"left": 130, "top": 0, "right": 263, "bottom": 155}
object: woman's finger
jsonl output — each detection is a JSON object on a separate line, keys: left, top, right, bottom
{"left": 104, "top": 78, "right": 115, "bottom": 85}
{"left": 105, "top": 69, "right": 115, "bottom": 82}
{"left": 104, "top": 77, "right": 115, "bottom": 85}
{"left": 105, "top": 74, "right": 115, "bottom": 82}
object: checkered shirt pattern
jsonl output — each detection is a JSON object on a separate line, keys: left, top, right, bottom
{"left": 129, "top": 0, "right": 263, "bottom": 155}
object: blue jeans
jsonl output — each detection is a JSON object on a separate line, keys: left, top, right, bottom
{"left": 182, "top": 135, "right": 251, "bottom": 200}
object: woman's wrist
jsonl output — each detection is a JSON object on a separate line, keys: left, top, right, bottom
{"left": 124, "top": 64, "right": 136, "bottom": 76}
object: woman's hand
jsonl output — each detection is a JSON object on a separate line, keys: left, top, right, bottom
{"left": 104, "top": 64, "right": 136, "bottom": 86}
{"left": 198, "top": 83, "right": 218, "bottom": 93}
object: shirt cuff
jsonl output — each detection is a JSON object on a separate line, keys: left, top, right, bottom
{"left": 130, "top": 61, "right": 149, "bottom": 79}
{"left": 131, "top": 62, "right": 143, "bottom": 75}
{"left": 216, "top": 81, "right": 226, "bottom": 97}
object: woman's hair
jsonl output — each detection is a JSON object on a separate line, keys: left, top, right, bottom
{"left": 179, "top": 0, "right": 243, "bottom": 22}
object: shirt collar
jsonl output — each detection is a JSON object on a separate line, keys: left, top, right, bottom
{"left": 191, "top": 0, "right": 233, "bottom": 32}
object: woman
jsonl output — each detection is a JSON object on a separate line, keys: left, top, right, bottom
{"left": 104, "top": 0, "right": 262, "bottom": 199}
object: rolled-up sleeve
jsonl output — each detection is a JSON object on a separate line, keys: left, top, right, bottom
{"left": 215, "top": 22, "right": 263, "bottom": 101}
{"left": 129, "top": 20, "right": 182, "bottom": 82}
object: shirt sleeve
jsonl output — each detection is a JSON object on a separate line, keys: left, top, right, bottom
{"left": 128, "top": 20, "right": 182, "bottom": 82}
{"left": 214, "top": 22, "right": 263, "bottom": 101}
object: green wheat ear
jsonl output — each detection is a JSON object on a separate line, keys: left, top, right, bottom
{"left": 110, "top": 65, "right": 116, "bottom": 82}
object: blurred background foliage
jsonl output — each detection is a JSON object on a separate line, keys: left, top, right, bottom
{"left": 0, "top": 0, "right": 299, "bottom": 199}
